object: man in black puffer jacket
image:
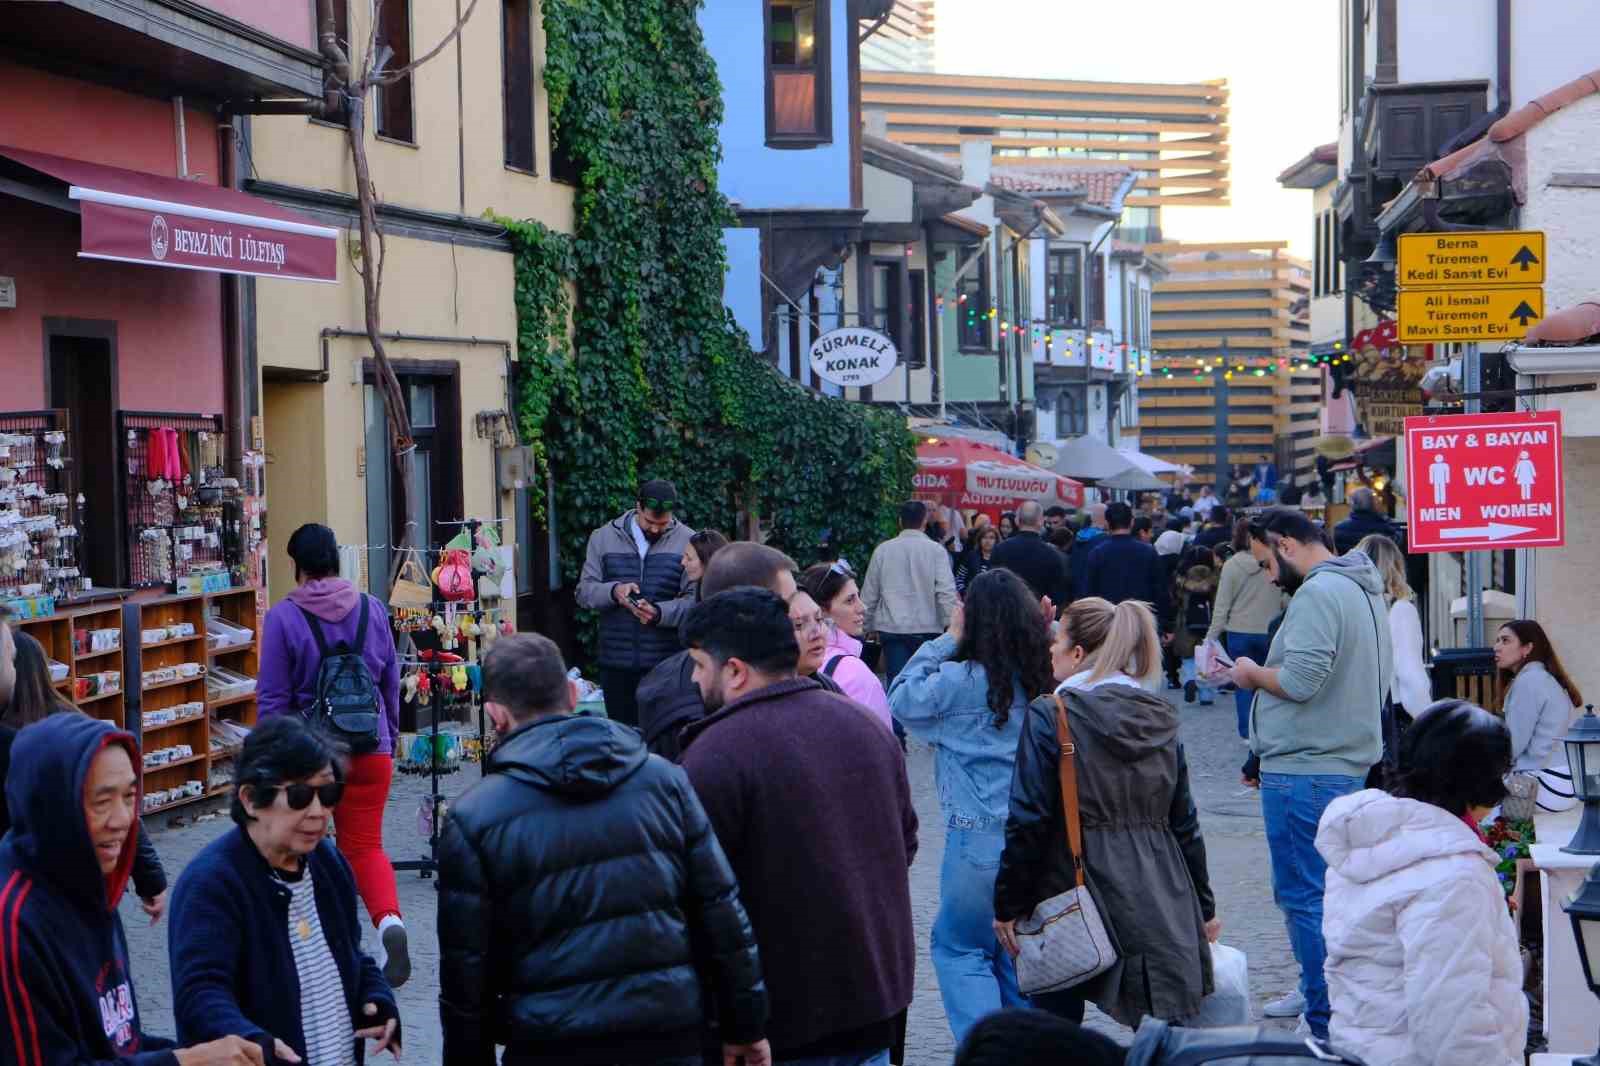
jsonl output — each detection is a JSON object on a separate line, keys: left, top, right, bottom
{"left": 438, "top": 633, "right": 769, "bottom": 1066}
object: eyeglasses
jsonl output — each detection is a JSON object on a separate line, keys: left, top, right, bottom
{"left": 792, "top": 613, "right": 827, "bottom": 636}
{"left": 641, "top": 498, "right": 675, "bottom": 514}
{"left": 253, "top": 781, "right": 345, "bottom": 811}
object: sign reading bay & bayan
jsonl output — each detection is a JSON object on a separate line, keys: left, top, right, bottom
{"left": 808, "top": 327, "right": 899, "bottom": 388}
{"left": 1403, "top": 410, "right": 1564, "bottom": 553}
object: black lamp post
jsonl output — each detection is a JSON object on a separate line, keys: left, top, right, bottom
{"left": 1561, "top": 862, "right": 1600, "bottom": 1066}
{"left": 1564, "top": 706, "right": 1600, "bottom": 856}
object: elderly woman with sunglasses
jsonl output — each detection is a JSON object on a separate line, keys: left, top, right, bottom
{"left": 169, "top": 717, "right": 401, "bottom": 1066}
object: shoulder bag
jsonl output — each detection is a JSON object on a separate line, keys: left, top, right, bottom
{"left": 1013, "top": 694, "right": 1119, "bottom": 996}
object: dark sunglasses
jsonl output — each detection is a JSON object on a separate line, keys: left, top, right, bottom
{"left": 641, "top": 498, "right": 675, "bottom": 513}
{"left": 252, "top": 781, "right": 345, "bottom": 811}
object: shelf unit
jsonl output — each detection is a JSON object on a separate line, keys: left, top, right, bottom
{"left": 16, "top": 599, "right": 128, "bottom": 729}
{"left": 204, "top": 587, "right": 261, "bottom": 793}
{"left": 128, "top": 594, "right": 211, "bottom": 811}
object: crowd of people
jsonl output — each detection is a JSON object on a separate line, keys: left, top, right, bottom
{"left": 0, "top": 472, "right": 1578, "bottom": 1066}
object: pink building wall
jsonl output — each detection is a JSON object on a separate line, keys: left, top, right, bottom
{"left": 194, "top": 0, "right": 315, "bottom": 50}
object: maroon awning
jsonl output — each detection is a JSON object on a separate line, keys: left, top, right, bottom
{"left": 0, "top": 146, "right": 338, "bottom": 283}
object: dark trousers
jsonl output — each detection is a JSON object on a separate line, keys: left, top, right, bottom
{"left": 600, "top": 666, "right": 651, "bottom": 729}
{"left": 1030, "top": 987, "right": 1087, "bottom": 1024}
{"left": 880, "top": 632, "right": 940, "bottom": 688}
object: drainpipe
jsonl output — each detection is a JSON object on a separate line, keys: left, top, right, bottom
{"left": 1495, "top": 0, "right": 1511, "bottom": 113}
{"left": 173, "top": 98, "right": 191, "bottom": 179}
{"left": 219, "top": 120, "right": 248, "bottom": 473}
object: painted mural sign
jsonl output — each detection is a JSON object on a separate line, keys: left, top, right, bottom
{"left": 808, "top": 328, "right": 899, "bottom": 387}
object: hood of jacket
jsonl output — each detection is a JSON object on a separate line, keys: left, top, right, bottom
{"left": 4, "top": 713, "right": 140, "bottom": 911}
{"left": 488, "top": 714, "right": 650, "bottom": 798}
{"left": 285, "top": 576, "right": 360, "bottom": 622}
{"left": 1180, "top": 565, "right": 1217, "bottom": 594}
{"left": 1318, "top": 789, "right": 1496, "bottom": 884}
{"left": 1306, "top": 548, "right": 1386, "bottom": 597}
{"left": 1065, "top": 681, "right": 1177, "bottom": 761}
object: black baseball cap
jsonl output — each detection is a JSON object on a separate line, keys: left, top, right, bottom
{"left": 638, "top": 478, "right": 679, "bottom": 512}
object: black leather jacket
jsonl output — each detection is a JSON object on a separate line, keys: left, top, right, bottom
{"left": 438, "top": 714, "right": 767, "bottom": 1065}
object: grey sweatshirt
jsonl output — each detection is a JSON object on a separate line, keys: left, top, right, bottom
{"left": 1250, "top": 551, "right": 1392, "bottom": 778}
{"left": 1504, "top": 662, "right": 1576, "bottom": 772}
{"left": 1205, "top": 549, "right": 1287, "bottom": 642}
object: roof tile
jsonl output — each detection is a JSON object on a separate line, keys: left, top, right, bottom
{"left": 989, "top": 162, "right": 1136, "bottom": 207}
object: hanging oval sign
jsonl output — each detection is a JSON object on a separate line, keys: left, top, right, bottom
{"left": 808, "top": 327, "right": 899, "bottom": 388}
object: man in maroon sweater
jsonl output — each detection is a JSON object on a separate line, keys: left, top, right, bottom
{"left": 680, "top": 588, "right": 918, "bottom": 1066}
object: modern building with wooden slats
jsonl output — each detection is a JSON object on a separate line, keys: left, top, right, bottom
{"left": 860, "top": 70, "right": 1229, "bottom": 244}
{"left": 1138, "top": 241, "right": 1321, "bottom": 485}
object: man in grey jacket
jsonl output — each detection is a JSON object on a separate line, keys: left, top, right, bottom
{"left": 861, "top": 500, "right": 957, "bottom": 690}
{"left": 575, "top": 478, "right": 698, "bottom": 727}
{"left": 1225, "top": 507, "right": 1391, "bottom": 1040}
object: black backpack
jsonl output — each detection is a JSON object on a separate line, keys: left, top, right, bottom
{"left": 295, "top": 597, "right": 382, "bottom": 755}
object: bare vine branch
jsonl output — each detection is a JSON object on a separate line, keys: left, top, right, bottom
{"left": 375, "top": 0, "right": 483, "bottom": 85}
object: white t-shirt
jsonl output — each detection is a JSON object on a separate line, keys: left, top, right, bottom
{"left": 282, "top": 868, "right": 356, "bottom": 1066}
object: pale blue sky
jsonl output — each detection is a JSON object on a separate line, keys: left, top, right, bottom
{"left": 935, "top": 0, "right": 1340, "bottom": 256}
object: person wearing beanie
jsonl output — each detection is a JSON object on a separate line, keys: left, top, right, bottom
{"left": 258, "top": 523, "right": 410, "bottom": 987}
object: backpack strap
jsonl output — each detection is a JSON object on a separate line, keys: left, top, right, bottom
{"left": 295, "top": 603, "right": 332, "bottom": 658}
{"left": 353, "top": 594, "right": 370, "bottom": 651}
{"left": 822, "top": 654, "right": 845, "bottom": 678}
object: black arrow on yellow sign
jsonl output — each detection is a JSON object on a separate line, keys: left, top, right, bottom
{"left": 1511, "top": 246, "right": 1540, "bottom": 271}
{"left": 1510, "top": 300, "right": 1541, "bottom": 326}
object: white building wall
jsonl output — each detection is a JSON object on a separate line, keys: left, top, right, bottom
{"left": 1396, "top": 2, "right": 1494, "bottom": 93}
{"left": 1520, "top": 96, "right": 1600, "bottom": 312}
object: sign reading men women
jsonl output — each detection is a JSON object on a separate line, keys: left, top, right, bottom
{"left": 1404, "top": 410, "right": 1565, "bottom": 552}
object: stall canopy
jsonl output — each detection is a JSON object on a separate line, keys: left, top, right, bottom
{"left": 1053, "top": 435, "right": 1143, "bottom": 482}
{"left": 1096, "top": 466, "right": 1170, "bottom": 492}
{"left": 915, "top": 437, "right": 1085, "bottom": 512}
{"left": 0, "top": 146, "right": 338, "bottom": 283}
{"left": 1117, "top": 447, "right": 1188, "bottom": 478}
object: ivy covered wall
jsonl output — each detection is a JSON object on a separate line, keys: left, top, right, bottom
{"left": 500, "top": 0, "right": 915, "bottom": 654}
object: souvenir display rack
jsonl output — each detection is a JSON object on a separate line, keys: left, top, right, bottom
{"left": 205, "top": 586, "right": 261, "bottom": 794}
{"left": 117, "top": 412, "right": 237, "bottom": 590}
{"left": 0, "top": 409, "right": 81, "bottom": 601}
{"left": 16, "top": 599, "right": 128, "bottom": 729}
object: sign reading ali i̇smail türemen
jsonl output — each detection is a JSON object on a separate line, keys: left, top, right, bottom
{"left": 1404, "top": 410, "right": 1564, "bottom": 553}
{"left": 808, "top": 327, "right": 899, "bottom": 388}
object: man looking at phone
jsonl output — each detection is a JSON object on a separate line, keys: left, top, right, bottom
{"left": 577, "top": 478, "right": 698, "bottom": 727}
{"left": 1223, "top": 508, "right": 1390, "bottom": 1039}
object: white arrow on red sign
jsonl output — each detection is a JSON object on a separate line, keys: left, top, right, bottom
{"left": 1438, "top": 522, "right": 1537, "bottom": 542}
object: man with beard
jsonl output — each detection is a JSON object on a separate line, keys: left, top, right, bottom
{"left": 576, "top": 478, "right": 698, "bottom": 726}
{"left": 679, "top": 588, "right": 918, "bottom": 1066}
{"left": 1225, "top": 508, "right": 1391, "bottom": 1040}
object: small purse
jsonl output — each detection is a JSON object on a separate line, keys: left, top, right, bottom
{"left": 1503, "top": 771, "right": 1539, "bottom": 821}
{"left": 1013, "top": 695, "right": 1119, "bottom": 997}
{"left": 388, "top": 553, "right": 434, "bottom": 608}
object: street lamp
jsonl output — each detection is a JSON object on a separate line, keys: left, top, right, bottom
{"left": 1561, "top": 862, "right": 1600, "bottom": 1066}
{"left": 1563, "top": 705, "right": 1600, "bottom": 855}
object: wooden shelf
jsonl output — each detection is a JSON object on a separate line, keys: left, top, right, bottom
{"left": 208, "top": 691, "right": 257, "bottom": 711}
{"left": 79, "top": 688, "right": 123, "bottom": 705}
{"left": 74, "top": 646, "right": 123, "bottom": 662}
{"left": 139, "top": 634, "right": 206, "bottom": 650}
{"left": 209, "top": 641, "right": 255, "bottom": 657}
{"left": 140, "top": 715, "right": 207, "bottom": 736}
{"left": 143, "top": 752, "right": 205, "bottom": 773}
{"left": 53, "top": 679, "right": 72, "bottom": 691}
{"left": 141, "top": 674, "right": 206, "bottom": 696}
{"left": 145, "top": 791, "right": 210, "bottom": 815}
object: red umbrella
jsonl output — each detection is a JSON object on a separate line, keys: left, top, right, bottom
{"left": 913, "top": 437, "right": 1085, "bottom": 514}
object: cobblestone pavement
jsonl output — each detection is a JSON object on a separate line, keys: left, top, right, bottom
{"left": 123, "top": 690, "right": 1296, "bottom": 1065}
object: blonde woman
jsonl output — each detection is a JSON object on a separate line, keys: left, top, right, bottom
{"left": 1355, "top": 535, "right": 1432, "bottom": 718}
{"left": 993, "top": 597, "right": 1218, "bottom": 1027}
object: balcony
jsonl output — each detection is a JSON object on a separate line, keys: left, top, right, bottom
{"left": 1, "top": 0, "right": 324, "bottom": 101}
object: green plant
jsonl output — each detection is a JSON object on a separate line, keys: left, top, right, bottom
{"left": 498, "top": 0, "right": 914, "bottom": 660}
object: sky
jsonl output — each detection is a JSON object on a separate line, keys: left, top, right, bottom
{"left": 934, "top": 0, "right": 1340, "bottom": 258}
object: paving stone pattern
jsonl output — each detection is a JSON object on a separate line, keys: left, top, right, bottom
{"left": 123, "top": 692, "right": 1296, "bottom": 1064}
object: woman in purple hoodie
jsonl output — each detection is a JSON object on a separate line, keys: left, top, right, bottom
{"left": 258, "top": 523, "right": 408, "bottom": 987}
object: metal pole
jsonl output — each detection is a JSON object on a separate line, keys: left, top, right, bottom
{"left": 1214, "top": 337, "right": 1231, "bottom": 488}
{"left": 1464, "top": 341, "right": 1484, "bottom": 645}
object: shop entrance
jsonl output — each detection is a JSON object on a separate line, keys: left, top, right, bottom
{"left": 46, "top": 319, "right": 119, "bottom": 589}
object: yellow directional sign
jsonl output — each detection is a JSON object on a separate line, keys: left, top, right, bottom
{"left": 1396, "top": 287, "right": 1544, "bottom": 344}
{"left": 1397, "top": 230, "right": 1545, "bottom": 288}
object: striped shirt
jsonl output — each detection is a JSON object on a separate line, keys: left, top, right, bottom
{"left": 282, "top": 868, "right": 355, "bottom": 1066}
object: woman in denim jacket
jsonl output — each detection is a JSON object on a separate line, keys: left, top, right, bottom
{"left": 889, "top": 568, "right": 1055, "bottom": 1043}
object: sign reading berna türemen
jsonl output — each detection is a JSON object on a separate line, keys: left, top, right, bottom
{"left": 809, "top": 328, "right": 899, "bottom": 388}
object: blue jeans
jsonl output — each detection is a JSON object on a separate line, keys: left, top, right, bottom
{"left": 1225, "top": 631, "right": 1270, "bottom": 739}
{"left": 1260, "top": 771, "right": 1363, "bottom": 1040}
{"left": 880, "top": 632, "right": 939, "bottom": 688}
{"left": 777, "top": 1053, "right": 889, "bottom": 1066}
{"left": 1179, "top": 657, "right": 1216, "bottom": 704}
{"left": 932, "top": 827, "right": 1027, "bottom": 1043}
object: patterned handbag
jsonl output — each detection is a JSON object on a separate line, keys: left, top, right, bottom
{"left": 1013, "top": 695, "right": 1119, "bottom": 996}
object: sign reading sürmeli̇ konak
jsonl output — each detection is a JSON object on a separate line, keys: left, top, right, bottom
{"left": 808, "top": 328, "right": 899, "bottom": 388}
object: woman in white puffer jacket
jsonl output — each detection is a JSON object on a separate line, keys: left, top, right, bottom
{"left": 1318, "top": 699, "right": 1526, "bottom": 1066}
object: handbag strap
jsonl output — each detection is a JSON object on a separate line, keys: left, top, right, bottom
{"left": 1051, "top": 694, "right": 1087, "bottom": 889}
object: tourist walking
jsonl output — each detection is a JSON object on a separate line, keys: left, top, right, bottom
{"left": 1320, "top": 700, "right": 1526, "bottom": 1066}
{"left": 169, "top": 717, "right": 402, "bottom": 1066}
{"left": 994, "top": 597, "right": 1218, "bottom": 1027}
{"left": 438, "top": 634, "right": 770, "bottom": 1066}
{"left": 0, "top": 713, "right": 269, "bottom": 1066}
{"left": 862, "top": 500, "right": 958, "bottom": 686}
{"left": 680, "top": 588, "right": 918, "bottom": 1065}
{"left": 1205, "top": 519, "right": 1286, "bottom": 739}
{"left": 788, "top": 588, "right": 832, "bottom": 678}
{"left": 1067, "top": 503, "right": 1108, "bottom": 601}
{"left": 1495, "top": 619, "right": 1584, "bottom": 811}
{"left": 801, "top": 561, "right": 893, "bottom": 732}
{"left": 999, "top": 512, "right": 1017, "bottom": 539}
{"left": 1358, "top": 534, "right": 1431, "bottom": 782}
{"left": 1173, "top": 548, "right": 1219, "bottom": 706}
{"left": 575, "top": 478, "right": 699, "bottom": 727}
{"left": 887, "top": 569, "right": 1054, "bottom": 1042}
{"left": 1085, "top": 501, "right": 1170, "bottom": 620}
{"left": 955, "top": 525, "right": 999, "bottom": 595}
{"left": 1225, "top": 509, "right": 1391, "bottom": 1038}
{"left": 681, "top": 528, "right": 729, "bottom": 587}
{"left": 990, "top": 501, "right": 1070, "bottom": 607}
{"left": 258, "top": 522, "right": 408, "bottom": 986}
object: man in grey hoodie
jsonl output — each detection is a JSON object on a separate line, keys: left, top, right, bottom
{"left": 1225, "top": 507, "right": 1391, "bottom": 1041}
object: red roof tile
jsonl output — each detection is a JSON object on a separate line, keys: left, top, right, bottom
{"left": 989, "top": 163, "right": 1136, "bottom": 208}
{"left": 1420, "top": 68, "right": 1600, "bottom": 184}
{"left": 1526, "top": 299, "right": 1600, "bottom": 346}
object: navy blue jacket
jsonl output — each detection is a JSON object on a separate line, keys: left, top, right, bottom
{"left": 1068, "top": 526, "right": 1108, "bottom": 601}
{"left": 1086, "top": 533, "right": 1172, "bottom": 622}
{"left": 988, "top": 531, "right": 1070, "bottom": 607}
{"left": 0, "top": 714, "right": 179, "bottom": 1066}
{"left": 169, "top": 828, "right": 398, "bottom": 1065}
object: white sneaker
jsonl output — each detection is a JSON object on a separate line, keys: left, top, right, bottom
{"left": 1264, "top": 990, "right": 1307, "bottom": 1018}
{"left": 378, "top": 915, "right": 410, "bottom": 988}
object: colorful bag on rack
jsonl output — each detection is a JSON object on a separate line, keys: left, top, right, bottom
{"left": 389, "top": 553, "right": 434, "bottom": 608}
{"left": 434, "top": 548, "right": 475, "bottom": 602}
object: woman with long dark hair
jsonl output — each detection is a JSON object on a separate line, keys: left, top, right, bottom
{"left": 994, "top": 597, "right": 1217, "bottom": 1027}
{"left": 888, "top": 569, "right": 1054, "bottom": 1042}
{"left": 681, "top": 529, "right": 728, "bottom": 594}
{"left": 955, "top": 526, "right": 1001, "bottom": 596}
{"left": 1495, "top": 619, "right": 1583, "bottom": 810}
{"left": 799, "top": 561, "right": 891, "bottom": 731}
{"left": 0, "top": 630, "right": 170, "bottom": 920}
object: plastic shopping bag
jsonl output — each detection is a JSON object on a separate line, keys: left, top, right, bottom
{"left": 1187, "top": 943, "right": 1252, "bottom": 1027}
{"left": 1195, "top": 639, "right": 1233, "bottom": 681}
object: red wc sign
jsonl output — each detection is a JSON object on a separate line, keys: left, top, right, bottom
{"left": 1403, "top": 410, "right": 1564, "bottom": 553}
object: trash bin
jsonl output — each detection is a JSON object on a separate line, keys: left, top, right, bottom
{"left": 1430, "top": 647, "right": 1504, "bottom": 712}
